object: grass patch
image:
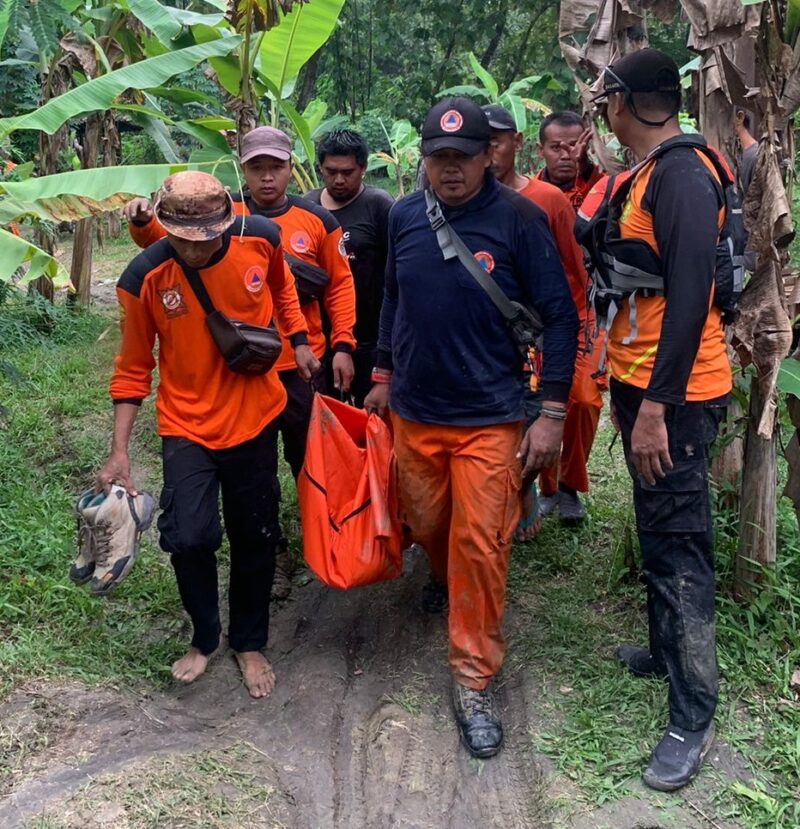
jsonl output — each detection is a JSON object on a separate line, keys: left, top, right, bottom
{"left": 23, "top": 742, "right": 287, "bottom": 829}
{"left": 0, "top": 291, "right": 183, "bottom": 697}
{"left": 508, "top": 420, "right": 800, "bottom": 827}
{"left": 384, "top": 671, "right": 440, "bottom": 715}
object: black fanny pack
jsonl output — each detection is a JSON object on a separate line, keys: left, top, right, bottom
{"left": 284, "top": 253, "right": 329, "bottom": 305}
{"left": 180, "top": 263, "right": 282, "bottom": 376}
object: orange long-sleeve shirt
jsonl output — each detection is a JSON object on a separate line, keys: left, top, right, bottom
{"left": 111, "top": 215, "right": 309, "bottom": 449}
{"left": 518, "top": 176, "right": 589, "bottom": 327}
{"left": 128, "top": 192, "right": 357, "bottom": 372}
{"left": 535, "top": 164, "right": 604, "bottom": 213}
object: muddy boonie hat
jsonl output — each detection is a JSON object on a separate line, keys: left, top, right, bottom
{"left": 239, "top": 126, "right": 293, "bottom": 163}
{"left": 482, "top": 104, "right": 517, "bottom": 132}
{"left": 153, "top": 171, "right": 235, "bottom": 242}
{"left": 421, "top": 97, "right": 491, "bottom": 157}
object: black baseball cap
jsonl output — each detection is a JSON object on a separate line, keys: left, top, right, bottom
{"left": 601, "top": 48, "right": 680, "bottom": 97}
{"left": 421, "top": 97, "right": 491, "bottom": 156}
{"left": 482, "top": 104, "right": 517, "bottom": 131}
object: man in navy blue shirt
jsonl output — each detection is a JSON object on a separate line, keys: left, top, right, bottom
{"left": 365, "top": 97, "right": 578, "bottom": 758}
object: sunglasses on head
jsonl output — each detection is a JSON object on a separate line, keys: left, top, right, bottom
{"left": 590, "top": 66, "right": 629, "bottom": 106}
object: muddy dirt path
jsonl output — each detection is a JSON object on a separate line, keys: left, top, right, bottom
{"left": 0, "top": 552, "right": 550, "bottom": 829}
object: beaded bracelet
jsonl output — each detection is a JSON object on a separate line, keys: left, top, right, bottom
{"left": 371, "top": 369, "right": 392, "bottom": 384}
{"left": 540, "top": 406, "right": 567, "bottom": 421}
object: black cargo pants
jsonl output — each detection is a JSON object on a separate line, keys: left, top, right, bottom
{"left": 157, "top": 421, "right": 281, "bottom": 655}
{"left": 611, "top": 378, "right": 727, "bottom": 731}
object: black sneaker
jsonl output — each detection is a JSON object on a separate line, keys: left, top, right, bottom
{"left": 452, "top": 681, "right": 503, "bottom": 758}
{"left": 557, "top": 488, "right": 586, "bottom": 524}
{"left": 421, "top": 577, "right": 448, "bottom": 613}
{"left": 642, "top": 721, "right": 715, "bottom": 792}
{"left": 615, "top": 645, "right": 668, "bottom": 680}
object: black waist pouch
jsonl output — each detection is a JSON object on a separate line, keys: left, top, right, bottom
{"left": 285, "top": 253, "right": 330, "bottom": 305}
{"left": 179, "top": 261, "right": 283, "bottom": 376}
{"left": 205, "top": 310, "right": 283, "bottom": 375}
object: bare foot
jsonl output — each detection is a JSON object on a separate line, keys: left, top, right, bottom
{"left": 171, "top": 646, "right": 212, "bottom": 684}
{"left": 234, "top": 651, "right": 276, "bottom": 699}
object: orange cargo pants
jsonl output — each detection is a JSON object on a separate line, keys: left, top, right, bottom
{"left": 391, "top": 415, "right": 522, "bottom": 691}
{"left": 540, "top": 337, "right": 604, "bottom": 496}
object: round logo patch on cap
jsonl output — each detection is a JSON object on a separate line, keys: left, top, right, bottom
{"left": 244, "top": 266, "right": 266, "bottom": 293}
{"left": 290, "top": 231, "right": 310, "bottom": 254}
{"left": 474, "top": 251, "right": 495, "bottom": 273}
{"left": 440, "top": 109, "right": 464, "bottom": 133}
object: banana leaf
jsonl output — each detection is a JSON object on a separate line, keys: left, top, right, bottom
{"left": 0, "top": 228, "right": 71, "bottom": 287}
{"left": 436, "top": 84, "right": 490, "bottom": 100}
{"left": 467, "top": 52, "right": 498, "bottom": 100}
{"left": 258, "top": 0, "right": 345, "bottom": 91}
{"left": 0, "top": 37, "right": 242, "bottom": 137}
{"left": 128, "top": 0, "right": 225, "bottom": 44}
{"left": 0, "top": 161, "right": 239, "bottom": 224}
{"left": 0, "top": 0, "right": 15, "bottom": 53}
{"left": 787, "top": 0, "right": 800, "bottom": 44}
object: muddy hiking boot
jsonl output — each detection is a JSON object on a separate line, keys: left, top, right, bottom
{"left": 615, "top": 645, "right": 669, "bottom": 680}
{"left": 452, "top": 680, "right": 503, "bottom": 758}
{"left": 84, "top": 485, "right": 155, "bottom": 597}
{"left": 421, "top": 576, "right": 448, "bottom": 614}
{"left": 69, "top": 489, "right": 105, "bottom": 585}
{"left": 642, "top": 721, "right": 716, "bottom": 791}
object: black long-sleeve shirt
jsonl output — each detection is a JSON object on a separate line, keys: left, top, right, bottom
{"left": 608, "top": 140, "right": 731, "bottom": 404}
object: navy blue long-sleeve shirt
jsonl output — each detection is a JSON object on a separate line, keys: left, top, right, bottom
{"left": 376, "top": 173, "right": 578, "bottom": 426}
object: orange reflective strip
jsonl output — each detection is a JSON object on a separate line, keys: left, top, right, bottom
{"left": 620, "top": 344, "right": 659, "bottom": 381}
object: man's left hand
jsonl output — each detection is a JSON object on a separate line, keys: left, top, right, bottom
{"left": 295, "top": 344, "right": 321, "bottom": 381}
{"left": 518, "top": 414, "right": 565, "bottom": 477}
{"left": 331, "top": 352, "right": 355, "bottom": 392}
{"left": 630, "top": 399, "right": 672, "bottom": 485}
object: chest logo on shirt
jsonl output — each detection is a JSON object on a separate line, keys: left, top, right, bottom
{"left": 244, "top": 266, "right": 266, "bottom": 293}
{"left": 290, "top": 230, "right": 310, "bottom": 254}
{"left": 440, "top": 110, "right": 464, "bottom": 133}
{"left": 338, "top": 232, "right": 354, "bottom": 261}
{"left": 474, "top": 250, "right": 495, "bottom": 273}
{"left": 158, "top": 286, "right": 188, "bottom": 319}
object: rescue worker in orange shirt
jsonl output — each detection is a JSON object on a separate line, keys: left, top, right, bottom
{"left": 584, "top": 49, "right": 732, "bottom": 791}
{"left": 535, "top": 111, "right": 603, "bottom": 212}
{"left": 484, "top": 103, "right": 602, "bottom": 529}
{"left": 123, "top": 127, "right": 357, "bottom": 598}
{"left": 100, "top": 171, "right": 317, "bottom": 698}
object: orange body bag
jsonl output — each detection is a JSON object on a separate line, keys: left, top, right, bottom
{"left": 298, "top": 394, "right": 403, "bottom": 589}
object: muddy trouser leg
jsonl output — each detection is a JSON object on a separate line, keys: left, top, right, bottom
{"left": 611, "top": 378, "right": 726, "bottom": 731}
{"left": 391, "top": 414, "right": 453, "bottom": 587}
{"left": 447, "top": 423, "right": 522, "bottom": 690}
{"left": 158, "top": 437, "right": 224, "bottom": 656}
{"left": 218, "top": 420, "right": 281, "bottom": 653}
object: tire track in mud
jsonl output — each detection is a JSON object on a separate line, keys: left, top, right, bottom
{"left": 1, "top": 552, "right": 549, "bottom": 829}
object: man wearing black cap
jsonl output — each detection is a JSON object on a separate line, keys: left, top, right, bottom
{"left": 587, "top": 48, "right": 732, "bottom": 790}
{"left": 365, "top": 97, "right": 578, "bottom": 758}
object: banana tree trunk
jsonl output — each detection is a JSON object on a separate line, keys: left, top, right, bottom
{"left": 69, "top": 114, "right": 101, "bottom": 306}
{"left": 735, "top": 376, "right": 777, "bottom": 597}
